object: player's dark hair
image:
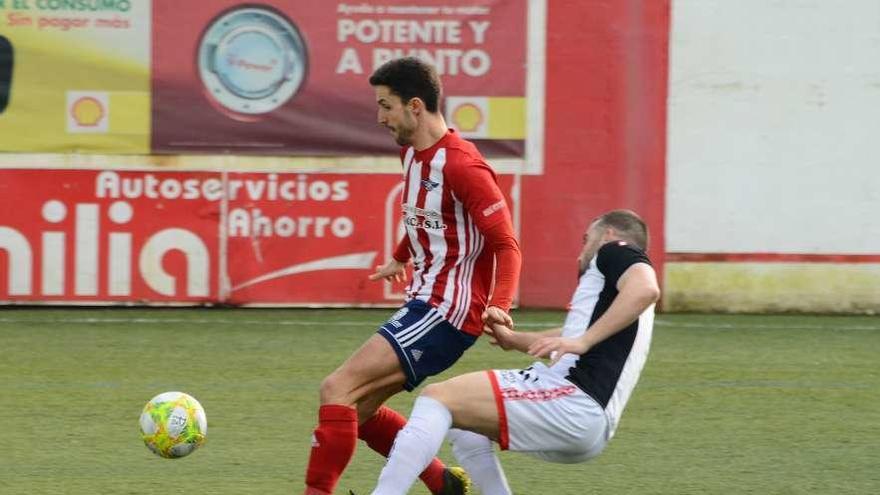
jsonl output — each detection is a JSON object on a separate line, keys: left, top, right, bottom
{"left": 369, "top": 57, "right": 442, "bottom": 113}
{"left": 597, "top": 209, "right": 649, "bottom": 250}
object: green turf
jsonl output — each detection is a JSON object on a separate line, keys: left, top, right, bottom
{"left": 0, "top": 309, "right": 877, "bottom": 494}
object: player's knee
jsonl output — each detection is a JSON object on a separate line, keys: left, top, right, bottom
{"left": 421, "top": 382, "right": 453, "bottom": 406}
{"left": 319, "top": 371, "right": 351, "bottom": 405}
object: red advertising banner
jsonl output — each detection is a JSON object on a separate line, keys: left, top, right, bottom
{"left": 0, "top": 169, "right": 220, "bottom": 303}
{"left": 0, "top": 168, "right": 513, "bottom": 305}
{"left": 221, "top": 171, "right": 401, "bottom": 305}
{"left": 151, "top": 0, "right": 527, "bottom": 157}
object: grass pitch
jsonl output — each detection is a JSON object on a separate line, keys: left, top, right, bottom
{"left": 0, "top": 308, "right": 877, "bottom": 494}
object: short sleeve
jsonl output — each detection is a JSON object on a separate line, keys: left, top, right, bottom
{"left": 596, "top": 241, "right": 651, "bottom": 288}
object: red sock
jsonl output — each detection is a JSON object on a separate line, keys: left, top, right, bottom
{"left": 359, "top": 406, "right": 447, "bottom": 494}
{"left": 304, "top": 404, "right": 358, "bottom": 495}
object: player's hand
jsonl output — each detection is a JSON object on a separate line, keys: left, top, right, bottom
{"left": 483, "top": 322, "right": 516, "bottom": 351}
{"left": 482, "top": 305, "right": 513, "bottom": 330}
{"left": 528, "top": 336, "right": 590, "bottom": 364}
{"left": 368, "top": 259, "right": 407, "bottom": 283}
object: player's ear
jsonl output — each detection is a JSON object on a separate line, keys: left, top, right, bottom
{"left": 408, "top": 97, "right": 423, "bottom": 115}
{"left": 604, "top": 227, "right": 617, "bottom": 241}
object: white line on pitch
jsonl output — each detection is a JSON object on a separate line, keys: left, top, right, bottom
{"left": 0, "top": 317, "right": 876, "bottom": 331}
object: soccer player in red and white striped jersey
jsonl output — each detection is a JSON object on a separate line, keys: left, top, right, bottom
{"left": 302, "top": 57, "right": 521, "bottom": 495}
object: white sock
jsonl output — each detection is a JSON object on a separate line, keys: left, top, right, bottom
{"left": 371, "top": 396, "right": 452, "bottom": 495}
{"left": 447, "top": 428, "right": 512, "bottom": 495}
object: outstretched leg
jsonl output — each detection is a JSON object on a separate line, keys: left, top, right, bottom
{"left": 448, "top": 429, "right": 511, "bottom": 495}
{"left": 359, "top": 404, "right": 450, "bottom": 494}
{"left": 371, "top": 371, "right": 501, "bottom": 495}
{"left": 372, "top": 396, "right": 454, "bottom": 495}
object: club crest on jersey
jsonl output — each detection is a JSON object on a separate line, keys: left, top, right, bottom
{"left": 421, "top": 179, "right": 440, "bottom": 191}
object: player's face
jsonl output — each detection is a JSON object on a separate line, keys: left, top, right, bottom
{"left": 577, "top": 220, "right": 607, "bottom": 276}
{"left": 375, "top": 85, "right": 417, "bottom": 146}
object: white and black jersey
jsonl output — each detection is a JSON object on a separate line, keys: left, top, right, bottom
{"left": 564, "top": 240, "right": 655, "bottom": 439}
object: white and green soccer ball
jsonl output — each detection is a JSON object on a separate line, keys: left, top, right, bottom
{"left": 139, "top": 391, "right": 207, "bottom": 459}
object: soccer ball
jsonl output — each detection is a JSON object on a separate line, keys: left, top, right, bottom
{"left": 139, "top": 391, "right": 207, "bottom": 459}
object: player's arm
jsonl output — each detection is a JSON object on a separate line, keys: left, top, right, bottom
{"left": 444, "top": 157, "right": 521, "bottom": 328}
{"left": 528, "top": 263, "right": 659, "bottom": 359}
{"left": 479, "top": 220, "right": 521, "bottom": 329}
{"left": 485, "top": 325, "right": 563, "bottom": 353}
{"left": 369, "top": 236, "right": 411, "bottom": 283}
{"left": 392, "top": 234, "right": 412, "bottom": 263}
{"left": 371, "top": 149, "right": 414, "bottom": 283}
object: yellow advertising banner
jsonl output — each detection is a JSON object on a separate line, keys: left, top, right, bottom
{"left": 0, "top": 0, "right": 150, "bottom": 154}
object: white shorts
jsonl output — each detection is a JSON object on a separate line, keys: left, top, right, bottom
{"left": 487, "top": 361, "right": 608, "bottom": 464}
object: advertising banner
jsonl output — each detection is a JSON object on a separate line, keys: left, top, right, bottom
{"left": 151, "top": 0, "right": 527, "bottom": 157}
{"left": 0, "top": 168, "right": 514, "bottom": 305}
{"left": 0, "top": 168, "right": 219, "bottom": 302}
{"left": 221, "top": 171, "right": 401, "bottom": 305}
{"left": 0, "top": 0, "right": 536, "bottom": 162}
{"left": 0, "top": 0, "right": 151, "bottom": 154}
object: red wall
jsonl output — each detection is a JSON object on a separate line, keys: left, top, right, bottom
{"left": 0, "top": 1, "right": 670, "bottom": 308}
{"left": 519, "top": 0, "right": 670, "bottom": 307}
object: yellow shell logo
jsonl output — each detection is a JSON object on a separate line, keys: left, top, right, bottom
{"left": 451, "top": 103, "right": 483, "bottom": 132}
{"left": 70, "top": 97, "right": 105, "bottom": 127}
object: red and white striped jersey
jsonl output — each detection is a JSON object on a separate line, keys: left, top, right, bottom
{"left": 395, "top": 130, "right": 513, "bottom": 336}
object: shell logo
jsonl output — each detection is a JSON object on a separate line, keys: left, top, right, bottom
{"left": 70, "top": 96, "right": 105, "bottom": 127}
{"left": 451, "top": 103, "right": 483, "bottom": 133}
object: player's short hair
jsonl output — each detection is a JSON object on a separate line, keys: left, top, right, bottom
{"left": 597, "top": 209, "right": 649, "bottom": 250}
{"left": 369, "top": 57, "right": 442, "bottom": 113}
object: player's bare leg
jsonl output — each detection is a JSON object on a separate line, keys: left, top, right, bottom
{"left": 320, "top": 334, "right": 407, "bottom": 407}
{"left": 425, "top": 372, "right": 501, "bottom": 439}
{"left": 355, "top": 381, "right": 403, "bottom": 423}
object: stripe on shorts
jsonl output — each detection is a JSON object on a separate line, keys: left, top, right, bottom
{"left": 395, "top": 309, "right": 444, "bottom": 348}
{"left": 486, "top": 370, "right": 510, "bottom": 451}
